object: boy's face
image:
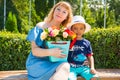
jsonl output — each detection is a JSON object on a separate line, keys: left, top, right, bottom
{"left": 71, "top": 23, "right": 85, "bottom": 40}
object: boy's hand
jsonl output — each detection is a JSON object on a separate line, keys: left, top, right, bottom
{"left": 90, "top": 68, "right": 97, "bottom": 74}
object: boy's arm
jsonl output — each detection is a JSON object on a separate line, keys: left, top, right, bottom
{"left": 87, "top": 54, "right": 94, "bottom": 69}
{"left": 87, "top": 53, "right": 97, "bottom": 74}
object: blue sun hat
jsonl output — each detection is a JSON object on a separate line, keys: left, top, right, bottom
{"left": 69, "top": 15, "right": 91, "bottom": 33}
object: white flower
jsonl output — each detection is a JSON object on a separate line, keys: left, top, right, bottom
{"left": 63, "top": 32, "right": 68, "bottom": 38}
{"left": 40, "top": 31, "right": 48, "bottom": 40}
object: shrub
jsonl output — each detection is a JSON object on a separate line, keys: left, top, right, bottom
{"left": 85, "top": 27, "right": 120, "bottom": 68}
{"left": 0, "top": 31, "right": 30, "bottom": 70}
{"left": 0, "top": 27, "right": 120, "bottom": 70}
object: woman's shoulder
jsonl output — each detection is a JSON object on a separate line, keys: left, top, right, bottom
{"left": 36, "top": 22, "right": 47, "bottom": 29}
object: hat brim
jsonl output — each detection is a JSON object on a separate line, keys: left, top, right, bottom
{"left": 68, "top": 22, "right": 91, "bottom": 33}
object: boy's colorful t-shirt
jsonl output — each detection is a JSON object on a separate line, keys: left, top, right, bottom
{"left": 68, "top": 38, "right": 92, "bottom": 67}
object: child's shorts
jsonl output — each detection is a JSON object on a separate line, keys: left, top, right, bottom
{"left": 69, "top": 66, "right": 98, "bottom": 80}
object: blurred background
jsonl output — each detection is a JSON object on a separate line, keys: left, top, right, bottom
{"left": 0, "top": 0, "right": 120, "bottom": 34}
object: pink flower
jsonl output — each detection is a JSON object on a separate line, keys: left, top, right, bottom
{"left": 48, "top": 27, "right": 52, "bottom": 32}
{"left": 50, "top": 29, "right": 59, "bottom": 37}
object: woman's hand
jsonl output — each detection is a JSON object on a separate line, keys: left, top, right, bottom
{"left": 49, "top": 48, "right": 67, "bottom": 58}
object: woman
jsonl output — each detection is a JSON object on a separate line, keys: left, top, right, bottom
{"left": 26, "top": 1, "right": 73, "bottom": 80}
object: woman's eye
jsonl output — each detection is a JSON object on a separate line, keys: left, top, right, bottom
{"left": 63, "top": 11, "right": 66, "bottom": 14}
{"left": 57, "top": 8, "right": 60, "bottom": 11}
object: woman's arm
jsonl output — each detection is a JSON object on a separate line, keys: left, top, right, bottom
{"left": 31, "top": 41, "right": 66, "bottom": 58}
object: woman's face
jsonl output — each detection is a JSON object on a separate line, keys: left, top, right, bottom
{"left": 53, "top": 5, "right": 68, "bottom": 23}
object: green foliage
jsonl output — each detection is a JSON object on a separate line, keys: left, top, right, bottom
{"left": 108, "top": 0, "right": 120, "bottom": 25}
{"left": 20, "top": 19, "right": 32, "bottom": 34}
{"left": 6, "top": 12, "right": 13, "bottom": 31}
{"left": 95, "top": 8, "right": 104, "bottom": 28}
{"left": 12, "top": 14, "right": 18, "bottom": 33}
{"left": 106, "top": 8, "right": 116, "bottom": 28}
{"left": 0, "top": 31, "right": 26, "bottom": 39}
{"left": 0, "top": 31, "right": 30, "bottom": 70}
{"left": 85, "top": 27, "right": 120, "bottom": 68}
{"left": 34, "top": 0, "right": 53, "bottom": 20}
{"left": 95, "top": 8, "right": 116, "bottom": 28}
{"left": 12, "top": 0, "right": 30, "bottom": 33}
{"left": 6, "top": 11, "right": 19, "bottom": 33}
{"left": 82, "top": 1, "right": 96, "bottom": 27}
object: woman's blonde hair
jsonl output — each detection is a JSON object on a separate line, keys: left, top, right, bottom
{"left": 44, "top": 1, "right": 73, "bottom": 27}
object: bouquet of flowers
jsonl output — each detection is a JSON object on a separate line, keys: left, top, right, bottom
{"left": 40, "top": 25, "right": 76, "bottom": 62}
{"left": 40, "top": 25, "right": 76, "bottom": 41}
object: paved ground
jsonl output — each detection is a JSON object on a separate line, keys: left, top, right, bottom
{"left": 0, "top": 69, "right": 120, "bottom": 80}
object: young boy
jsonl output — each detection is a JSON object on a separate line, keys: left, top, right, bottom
{"left": 68, "top": 16, "right": 98, "bottom": 80}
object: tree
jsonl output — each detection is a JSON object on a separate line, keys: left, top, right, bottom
{"left": 6, "top": 12, "right": 13, "bottom": 31}
{"left": 12, "top": 0, "right": 29, "bottom": 33}
{"left": 95, "top": 8, "right": 116, "bottom": 28}
{"left": 12, "top": 14, "right": 18, "bottom": 33}
{"left": 108, "top": 0, "right": 120, "bottom": 25}
{"left": 35, "top": 0, "right": 54, "bottom": 20}
{"left": 95, "top": 8, "right": 104, "bottom": 28}
{"left": 6, "top": 11, "right": 18, "bottom": 33}
{"left": 106, "top": 10, "right": 116, "bottom": 28}
{"left": 82, "top": 0, "right": 96, "bottom": 27}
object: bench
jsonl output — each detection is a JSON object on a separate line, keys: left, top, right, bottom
{"left": 0, "top": 69, "right": 120, "bottom": 80}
